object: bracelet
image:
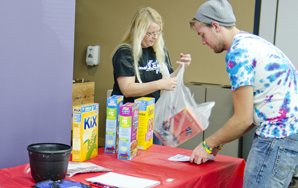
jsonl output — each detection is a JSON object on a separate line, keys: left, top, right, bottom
{"left": 202, "top": 140, "right": 213, "bottom": 154}
{"left": 216, "top": 145, "right": 223, "bottom": 150}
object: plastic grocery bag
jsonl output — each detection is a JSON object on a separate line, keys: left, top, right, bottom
{"left": 154, "top": 64, "right": 215, "bottom": 147}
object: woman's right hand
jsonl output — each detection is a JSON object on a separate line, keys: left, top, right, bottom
{"left": 159, "top": 77, "right": 177, "bottom": 91}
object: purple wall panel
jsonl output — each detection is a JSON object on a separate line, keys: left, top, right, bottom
{"left": 0, "top": 0, "right": 75, "bottom": 168}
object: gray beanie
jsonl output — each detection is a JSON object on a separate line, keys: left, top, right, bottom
{"left": 194, "top": 0, "right": 236, "bottom": 26}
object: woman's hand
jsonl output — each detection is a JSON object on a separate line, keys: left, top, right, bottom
{"left": 170, "top": 53, "right": 191, "bottom": 78}
{"left": 159, "top": 77, "right": 177, "bottom": 91}
{"left": 176, "top": 53, "right": 191, "bottom": 68}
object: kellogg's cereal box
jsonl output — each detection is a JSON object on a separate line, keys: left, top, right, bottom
{"left": 117, "top": 103, "right": 139, "bottom": 160}
{"left": 105, "top": 95, "right": 123, "bottom": 153}
{"left": 134, "top": 97, "right": 155, "bottom": 150}
{"left": 72, "top": 103, "right": 99, "bottom": 162}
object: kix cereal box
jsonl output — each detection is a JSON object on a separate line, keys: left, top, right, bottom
{"left": 105, "top": 95, "right": 123, "bottom": 153}
{"left": 72, "top": 103, "right": 99, "bottom": 162}
{"left": 134, "top": 97, "right": 155, "bottom": 150}
{"left": 117, "top": 102, "right": 139, "bottom": 160}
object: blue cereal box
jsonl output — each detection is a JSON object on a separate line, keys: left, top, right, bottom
{"left": 105, "top": 95, "right": 123, "bottom": 153}
{"left": 118, "top": 103, "right": 139, "bottom": 160}
{"left": 134, "top": 97, "right": 155, "bottom": 150}
{"left": 72, "top": 103, "right": 99, "bottom": 162}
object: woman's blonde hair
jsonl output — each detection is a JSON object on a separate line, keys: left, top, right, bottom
{"left": 115, "top": 7, "right": 170, "bottom": 83}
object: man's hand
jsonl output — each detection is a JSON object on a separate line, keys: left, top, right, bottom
{"left": 189, "top": 142, "right": 210, "bottom": 165}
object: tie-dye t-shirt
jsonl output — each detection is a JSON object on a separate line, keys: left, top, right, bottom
{"left": 226, "top": 31, "right": 298, "bottom": 138}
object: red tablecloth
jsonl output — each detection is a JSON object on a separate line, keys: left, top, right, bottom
{"left": 0, "top": 145, "right": 245, "bottom": 188}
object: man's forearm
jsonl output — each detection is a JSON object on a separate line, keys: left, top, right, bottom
{"left": 205, "top": 116, "right": 255, "bottom": 148}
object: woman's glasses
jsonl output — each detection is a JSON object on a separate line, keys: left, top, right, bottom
{"left": 146, "top": 30, "right": 162, "bottom": 37}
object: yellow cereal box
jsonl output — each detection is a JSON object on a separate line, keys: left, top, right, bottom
{"left": 72, "top": 103, "right": 99, "bottom": 162}
{"left": 134, "top": 97, "right": 155, "bottom": 150}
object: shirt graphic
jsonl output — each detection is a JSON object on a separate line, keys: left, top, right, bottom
{"left": 139, "top": 60, "right": 160, "bottom": 74}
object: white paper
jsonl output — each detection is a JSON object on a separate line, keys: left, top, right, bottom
{"left": 86, "top": 172, "right": 160, "bottom": 188}
{"left": 168, "top": 154, "right": 216, "bottom": 162}
{"left": 168, "top": 154, "right": 191, "bottom": 162}
{"left": 67, "top": 162, "right": 112, "bottom": 177}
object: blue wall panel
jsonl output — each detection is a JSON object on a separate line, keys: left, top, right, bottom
{"left": 0, "top": 0, "right": 75, "bottom": 168}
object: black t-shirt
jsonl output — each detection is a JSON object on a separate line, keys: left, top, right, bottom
{"left": 111, "top": 46, "right": 173, "bottom": 103}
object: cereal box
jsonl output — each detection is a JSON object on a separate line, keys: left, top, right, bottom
{"left": 105, "top": 95, "right": 123, "bottom": 153}
{"left": 134, "top": 97, "right": 155, "bottom": 150}
{"left": 117, "top": 103, "right": 139, "bottom": 160}
{"left": 72, "top": 103, "right": 99, "bottom": 162}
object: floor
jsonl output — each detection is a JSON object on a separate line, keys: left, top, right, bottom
{"left": 289, "top": 177, "right": 298, "bottom": 188}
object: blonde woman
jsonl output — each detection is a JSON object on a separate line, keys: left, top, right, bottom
{"left": 111, "top": 7, "right": 190, "bottom": 103}
{"left": 111, "top": 7, "right": 191, "bottom": 144}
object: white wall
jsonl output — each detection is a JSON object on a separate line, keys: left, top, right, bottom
{"left": 275, "top": 0, "right": 298, "bottom": 69}
{"left": 258, "top": 0, "right": 277, "bottom": 43}
{"left": 259, "top": 0, "right": 298, "bottom": 69}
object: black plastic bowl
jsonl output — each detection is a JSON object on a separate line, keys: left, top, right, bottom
{"left": 27, "top": 143, "right": 72, "bottom": 183}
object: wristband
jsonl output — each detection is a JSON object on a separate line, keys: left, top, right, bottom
{"left": 202, "top": 140, "right": 213, "bottom": 154}
{"left": 216, "top": 145, "right": 223, "bottom": 150}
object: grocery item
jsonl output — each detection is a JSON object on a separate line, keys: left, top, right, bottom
{"left": 134, "top": 97, "right": 155, "bottom": 150}
{"left": 105, "top": 95, "right": 123, "bottom": 153}
{"left": 72, "top": 103, "right": 99, "bottom": 162}
{"left": 117, "top": 103, "right": 139, "bottom": 160}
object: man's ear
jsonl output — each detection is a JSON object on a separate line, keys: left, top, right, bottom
{"left": 212, "top": 22, "right": 220, "bottom": 32}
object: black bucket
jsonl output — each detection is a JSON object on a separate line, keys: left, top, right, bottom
{"left": 27, "top": 143, "right": 72, "bottom": 183}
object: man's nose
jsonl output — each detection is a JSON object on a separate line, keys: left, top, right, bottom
{"left": 202, "top": 38, "right": 207, "bottom": 45}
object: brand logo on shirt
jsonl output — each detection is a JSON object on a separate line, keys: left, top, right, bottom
{"left": 139, "top": 60, "right": 160, "bottom": 74}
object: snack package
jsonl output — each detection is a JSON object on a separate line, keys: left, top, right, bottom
{"left": 105, "top": 95, "right": 123, "bottom": 153}
{"left": 72, "top": 103, "right": 99, "bottom": 162}
{"left": 134, "top": 97, "right": 155, "bottom": 150}
{"left": 117, "top": 103, "right": 139, "bottom": 160}
{"left": 154, "top": 107, "right": 204, "bottom": 147}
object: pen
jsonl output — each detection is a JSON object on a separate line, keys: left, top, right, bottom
{"left": 89, "top": 183, "right": 102, "bottom": 188}
{"left": 89, "top": 182, "right": 118, "bottom": 188}
{"left": 89, "top": 183, "right": 108, "bottom": 188}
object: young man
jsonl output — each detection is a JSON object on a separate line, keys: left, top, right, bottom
{"left": 189, "top": 0, "right": 298, "bottom": 187}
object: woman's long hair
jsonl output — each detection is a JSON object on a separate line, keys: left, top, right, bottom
{"left": 114, "top": 7, "right": 169, "bottom": 83}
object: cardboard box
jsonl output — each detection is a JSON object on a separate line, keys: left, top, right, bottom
{"left": 71, "top": 82, "right": 95, "bottom": 146}
{"left": 105, "top": 95, "right": 123, "bottom": 153}
{"left": 117, "top": 103, "right": 139, "bottom": 160}
{"left": 134, "top": 97, "right": 155, "bottom": 150}
{"left": 72, "top": 103, "right": 99, "bottom": 162}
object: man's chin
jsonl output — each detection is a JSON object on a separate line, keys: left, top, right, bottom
{"left": 214, "top": 49, "right": 224, "bottom": 54}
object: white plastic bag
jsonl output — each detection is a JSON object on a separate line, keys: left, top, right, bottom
{"left": 154, "top": 64, "right": 215, "bottom": 147}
